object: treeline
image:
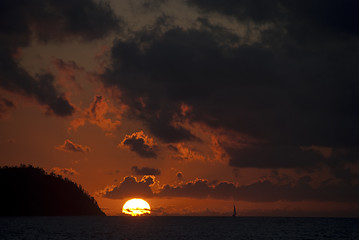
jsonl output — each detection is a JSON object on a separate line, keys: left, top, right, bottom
{"left": 0, "top": 165, "right": 105, "bottom": 216}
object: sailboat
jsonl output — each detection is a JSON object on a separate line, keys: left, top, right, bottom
{"left": 232, "top": 204, "right": 237, "bottom": 217}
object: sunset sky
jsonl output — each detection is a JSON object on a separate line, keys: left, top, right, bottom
{"left": 1, "top": 0, "right": 359, "bottom": 217}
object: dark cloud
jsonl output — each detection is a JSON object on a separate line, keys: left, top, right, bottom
{"left": 142, "top": 0, "right": 169, "bottom": 10}
{"left": 228, "top": 145, "right": 359, "bottom": 181}
{"left": 102, "top": 1, "right": 359, "bottom": 177}
{"left": 227, "top": 145, "right": 324, "bottom": 169}
{"left": 0, "top": 55, "right": 75, "bottom": 116}
{"left": 101, "top": 176, "right": 154, "bottom": 199}
{"left": 0, "top": 97, "right": 15, "bottom": 118}
{"left": 188, "top": 0, "right": 359, "bottom": 36}
{"left": 188, "top": 0, "right": 283, "bottom": 24}
{"left": 103, "top": 19, "right": 359, "bottom": 147}
{"left": 159, "top": 179, "right": 211, "bottom": 199}
{"left": 0, "top": 0, "right": 121, "bottom": 116}
{"left": 120, "top": 131, "right": 158, "bottom": 158}
{"left": 0, "top": 0, "right": 120, "bottom": 43}
{"left": 281, "top": 1, "right": 359, "bottom": 40}
{"left": 176, "top": 172, "right": 183, "bottom": 180}
{"left": 102, "top": 26, "right": 238, "bottom": 143}
{"left": 158, "top": 177, "right": 359, "bottom": 203}
{"left": 100, "top": 175, "right": 359, "bottom": 203}
{"left": 55, "top": 139, "right": 91, "bottom": 153}
{"left": 324, "top": 148, "right": 359, "bottom": 182}
{"left": 132, "top": 166, "right": 161, "bottom": 175}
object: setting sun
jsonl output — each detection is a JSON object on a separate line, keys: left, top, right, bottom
{"left": 122, "top": 198, "right": 151, "bottom": 216}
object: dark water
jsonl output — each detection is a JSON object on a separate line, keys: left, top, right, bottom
{"left": 1, "top": 216, "right": 358, "bottom": 240}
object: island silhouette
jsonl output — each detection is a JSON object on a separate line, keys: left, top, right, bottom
{"left": 0, "top": 165, "right": 105, "bottom": 216}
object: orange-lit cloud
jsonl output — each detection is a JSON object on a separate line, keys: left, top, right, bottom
{"left": 51, "top": 167, "right": 79, "bottom": 176}
{"left": 69, "top": 95, "right": 122, "bottom": 134}
{"left": 55, "top": 139, "right": 91, "bottom": 153}
{"left": 210, "top": 135, "right": 229, "bottom": 163}
{"left": 119, "top": 131, "right": 158, "bottom": 158}
{"left": 180, "top": 103, "right": 192, "bottom": 117}
{"left": 168, "top": 143, "right": 206, "bottom": 162}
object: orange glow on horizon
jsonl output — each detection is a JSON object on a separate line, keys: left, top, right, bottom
{"left": 122, "top": 198, "right": 151, "bottom": 216}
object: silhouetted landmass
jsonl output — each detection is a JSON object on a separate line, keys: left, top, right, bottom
{"left": 0, "top": 165, "right": 105, "bottom": 216}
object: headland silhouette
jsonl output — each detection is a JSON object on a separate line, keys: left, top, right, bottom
{"left": 0, "top": 165, "right": 105, "bottom": 216}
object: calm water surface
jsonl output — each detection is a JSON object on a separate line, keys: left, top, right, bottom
{"left": 1, "top": 216, "right": 358, "bottom": 240}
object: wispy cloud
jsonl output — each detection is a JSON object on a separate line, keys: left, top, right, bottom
{"left": 55, "top": 139, "right": 91, "bottom": 153}
{"left": 69, "top": 95, "right": 123, "bottom": 134}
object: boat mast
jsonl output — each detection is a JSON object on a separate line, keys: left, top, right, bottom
{"left": 232, "top": 203, "right": 236, "bottom": 217}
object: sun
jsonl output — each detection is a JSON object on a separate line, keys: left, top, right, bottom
{"left": 122, "top": 198, "right": 151, "bottom": 216}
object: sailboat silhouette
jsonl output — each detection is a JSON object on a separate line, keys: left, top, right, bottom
{"left": 232, "top": 204, "right": 237, "bottom": 217}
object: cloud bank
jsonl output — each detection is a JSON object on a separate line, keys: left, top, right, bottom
{"left": 100, "top": 175, "right": 359, "bottom": 203}
{"left": 100, "top": 0, "right": 359, "bottom": 177}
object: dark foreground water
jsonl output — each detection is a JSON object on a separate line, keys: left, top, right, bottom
{"left": 1, "top": 216, "right": 358, "bottom": 240}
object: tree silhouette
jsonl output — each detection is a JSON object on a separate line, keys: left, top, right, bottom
{"left": 0, "top": 165, "right": 105, "bottom": 216}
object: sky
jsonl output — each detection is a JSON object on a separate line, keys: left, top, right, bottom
{"left": 1, "top": 0, "right": 359, "bottom": 217}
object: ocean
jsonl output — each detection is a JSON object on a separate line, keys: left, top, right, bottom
{"left": 1, "top": 216, "right": 358, "bottom": 239}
